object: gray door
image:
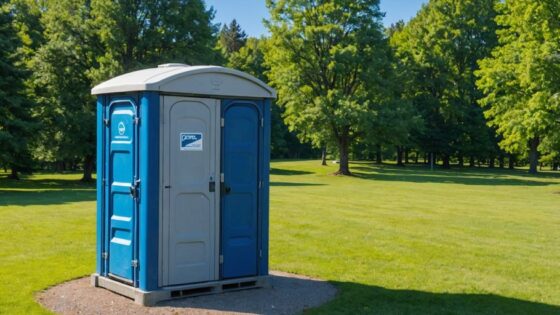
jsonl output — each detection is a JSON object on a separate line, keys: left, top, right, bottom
{"left": 162, "top": 96, "right": 220, "bottom": 286}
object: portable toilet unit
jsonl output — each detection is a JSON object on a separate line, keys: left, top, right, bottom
{"left": 90, "top": 64, "right": 275, "bottom": 305}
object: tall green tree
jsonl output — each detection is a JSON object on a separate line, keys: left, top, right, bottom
{"left": 265, "top": 0, "right": 390, "bottom": 175}
{"left": 391, "top": 0, "right": 499, "bottom": 168}
{"left": 476, "top": 0, "right": 560, "bottom": 174}
{"left": 218, "top": 19, "right": 247, "bottom": 58}
{"left": 0, "top": 0, "right": 35, "bottom": 179}
{"left": 228, "top": 37, "right": 317, "bottom": 159}
{"left": 30, "top": 0, "right": 100, "bottom": 181}
{"left": 91, "top": 0, "right": 220, "bottom": 79}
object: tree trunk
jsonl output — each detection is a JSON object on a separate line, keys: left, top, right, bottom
{"left": 335, "top": 136, "right": 351, "bottom": 175}
{"left": 442, "top": 154, "right": 450, "bottom": 169}
{"left": 424, "top": 153, "right": 428, "bottom": 164}
{"left": 8, "top": 167, "right": 19, "bottom": 180}
{"left": 508, "top": 154, "right": 515, "bottom": 169}
{"left": 81, "top": 154, "right": 94, "bottom": 182}
{"left": 414, "top": 152, "right": 419, "bottom": 164}
{"left": 489, "top": 156, "right": 495, "bottom": 168}
{"left": 375, "top": 145, "right": 382, "bottom": 164}
{"left": 404, "top": 149, "right": 410, "bottom": 164}
{"left": 396, "top": 146, "right": 404, "bottom": 166}
{"left": 498, "top": 155, "right": 505, "bottom": 169}
{"left": 321, "top": 146, "right": 327, "bottom": 166}
{"left": 469, "top": 156, "right": 475, "bottom": 167}
{"left": 458, "top": 154, "right": 464, "bottom": 167}
{"left": 528, "top": 137, "right": 539, "bottom": 174}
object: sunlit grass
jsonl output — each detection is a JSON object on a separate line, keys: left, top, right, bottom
{"left": 1, "top": 162, "right": 560, "bottom": 314}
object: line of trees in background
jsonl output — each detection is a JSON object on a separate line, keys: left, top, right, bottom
{"left": 0, "top": 0, "right": 559, "bottom": 179}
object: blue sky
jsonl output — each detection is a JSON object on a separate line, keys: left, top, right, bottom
{"left": 205, "top": 0, "right": 427, "bottom": 38}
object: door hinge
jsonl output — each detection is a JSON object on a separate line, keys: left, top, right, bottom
{"left": 220, "top": 173, "right": 224, "bottom": 183}
{"left": 220, "top": 118, "right": 224, "bottom": 127}
{"left": 103, "top": 118, "right": 110, "bottom": 126}
{"left": 134, "top": 117, "right": 140, "bottom": 125}
{"left": 102, "top": 178, "right": 106, "bottom": 186}
{"left": 131, "top": 260, "right": 138, "bottom": 268}
{"left": 259, "top": 249, "right": 263, "bottom": 258}
{"left": 130, "top": 179, "right": 141, "bottom": 199}
{"left": 102, "top": 252, "right": 108, "bottom": 260}
{"left": 261, "top": 118, "right": 264, "bottom": 127}
{"left": 219, "top": 255, "right": 224, "bottom": 264}
{"left": 259, "top": 180, "right": 262, "bottom": 189}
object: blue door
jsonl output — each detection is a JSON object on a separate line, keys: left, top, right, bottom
{"left": 105, "top": 99, "right": 138, "bottom": 283}
{"left": 221, "top": 100, "right": 261, "bottom": 279}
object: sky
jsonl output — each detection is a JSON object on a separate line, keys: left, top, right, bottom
{"left": 205, "top": 0, "right": 427, "bottom": 38}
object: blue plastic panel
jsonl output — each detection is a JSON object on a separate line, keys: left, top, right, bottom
{"left": 106, "top": 98, "right": 138, "bottom": 281}
{"left": 138, "top": 92, "right": 159, "bottom": 290}
{"left": 96, "top": 96, "right": 105, "bottom": 275}
{"left": 221, "top": 100, "right": 262, "bottom": 279}
{"left": 259, "top": 99, "right": 271, "bottom": 276}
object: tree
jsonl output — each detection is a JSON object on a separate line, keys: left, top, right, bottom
{"left": 391, "top": 0, "right": 499, "bottom": 168}
{"left": 91, "top": 0, "right": 220, "bottom": 79}
{"left": 265, "top": 0, "right": 390, "bottom": 175}
{"left": 228, "top": 37, "right": 317, "bottom": 159}
{"left": 218, "top": 19, "right": 247, "bottom": 57}
{"left": 476, "top": 0, "right": 560, "bottom": 174}
{"left": 0, "top": 0, "right": 35, "bottom": 179}
{"left": 29, "top": 0, "right": 100, "bottom": 181}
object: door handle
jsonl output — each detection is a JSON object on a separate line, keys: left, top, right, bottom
{"left": 221, "top": 183, "right": 231, "bottom": 194}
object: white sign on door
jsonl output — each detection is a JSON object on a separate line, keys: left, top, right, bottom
{"left": 180, "top": 132, "right": 203, "bottom": 151}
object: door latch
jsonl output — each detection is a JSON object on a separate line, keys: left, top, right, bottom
{"left": 221, "top": 183, "right": 231, "bottom": 194}
{"left": 209, "top": 175, "right": 216, "bottom": 192}
{"left": 130, "top": 179, "right": 141, "bottom": 199}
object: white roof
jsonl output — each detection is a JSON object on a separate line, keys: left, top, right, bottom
{"left": 91, "top": 64, "right": 276, "bottom": 99}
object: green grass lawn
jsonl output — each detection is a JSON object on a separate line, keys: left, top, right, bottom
{"left": 1, "top": 161, "right": 560, "bottom": 314}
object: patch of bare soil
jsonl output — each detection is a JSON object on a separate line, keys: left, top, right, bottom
{"left": 37, "top": 271, "right": 337, "bottom": 315}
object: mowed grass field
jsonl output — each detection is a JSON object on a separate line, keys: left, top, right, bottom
{"left": 1, "top": 161, "right": 560, "bottom": 314}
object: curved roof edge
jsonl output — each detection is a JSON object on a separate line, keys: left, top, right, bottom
{"left": 91, "top": 65, "right": 276, "bottom": 99}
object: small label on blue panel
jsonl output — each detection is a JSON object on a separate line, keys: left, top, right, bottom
{"left": 180, "top": 133, "right": 203, "bottom": 151}
{"left": 114, "top": 120, "right": 129, "bottom": 140}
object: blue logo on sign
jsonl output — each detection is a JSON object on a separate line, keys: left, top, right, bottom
{"left": 180, "top": 133, "right": 203, "bottom": 151}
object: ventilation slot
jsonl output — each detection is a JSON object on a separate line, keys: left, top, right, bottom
{"left": 222, "top": 283, "right": 239, "bottom": 290}
{"left": 170, "top": 286, "right": 213, "bottom": 298}
{"left": 240, "top": 281, "right": 257, "bottom": 288}
{"left": 222, "top": 280, "right": 257, "bottom": 291}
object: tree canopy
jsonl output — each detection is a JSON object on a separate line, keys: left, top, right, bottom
{"left": 0, "top": 0, "right": 35, "bottom": 179}
{"left": 476, "top": 0, "right": 560, "bottom": 173}
{"left": 2, "top": 0, "right": 559, "bottom": 178}
{"left": 390, "top": 0, "right": 500, "bottom": 168}
{"left": 265, "top": 0, "right": 392, "bottom": 175}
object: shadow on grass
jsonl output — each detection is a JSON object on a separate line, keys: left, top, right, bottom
{"left": 270, "top": 181, "right": 325, "bottom": 187}
{"left": 271, "top": 168, "right": 314, "bottom": 176}
{"left": 350, "top": 164, "right": 557, "bottom": 186}
{"left": 0, "top": 177, "right": 95, "bottom": 206}
{"left": 313, "top": 281, "right": 560, "bottom": 315}
{"left": 151, "top": 274, "right": 559, "bottom": 315}
{"left": 0, "top": 189, "right": 95, "bottom": 206}
{"left": 0, "top": 178, "right": 95, "bottom": 189}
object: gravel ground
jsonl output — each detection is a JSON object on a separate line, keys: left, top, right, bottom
{"left": 37, "top": 271, "right": 337, "bottom": 315}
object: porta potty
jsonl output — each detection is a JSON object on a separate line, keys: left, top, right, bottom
{"left": 91, "top": 64, "right": 275, "bottom": 305}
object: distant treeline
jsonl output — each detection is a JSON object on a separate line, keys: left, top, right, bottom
{"left": 0, "top": 0, "right": 559, "bottom": 180}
